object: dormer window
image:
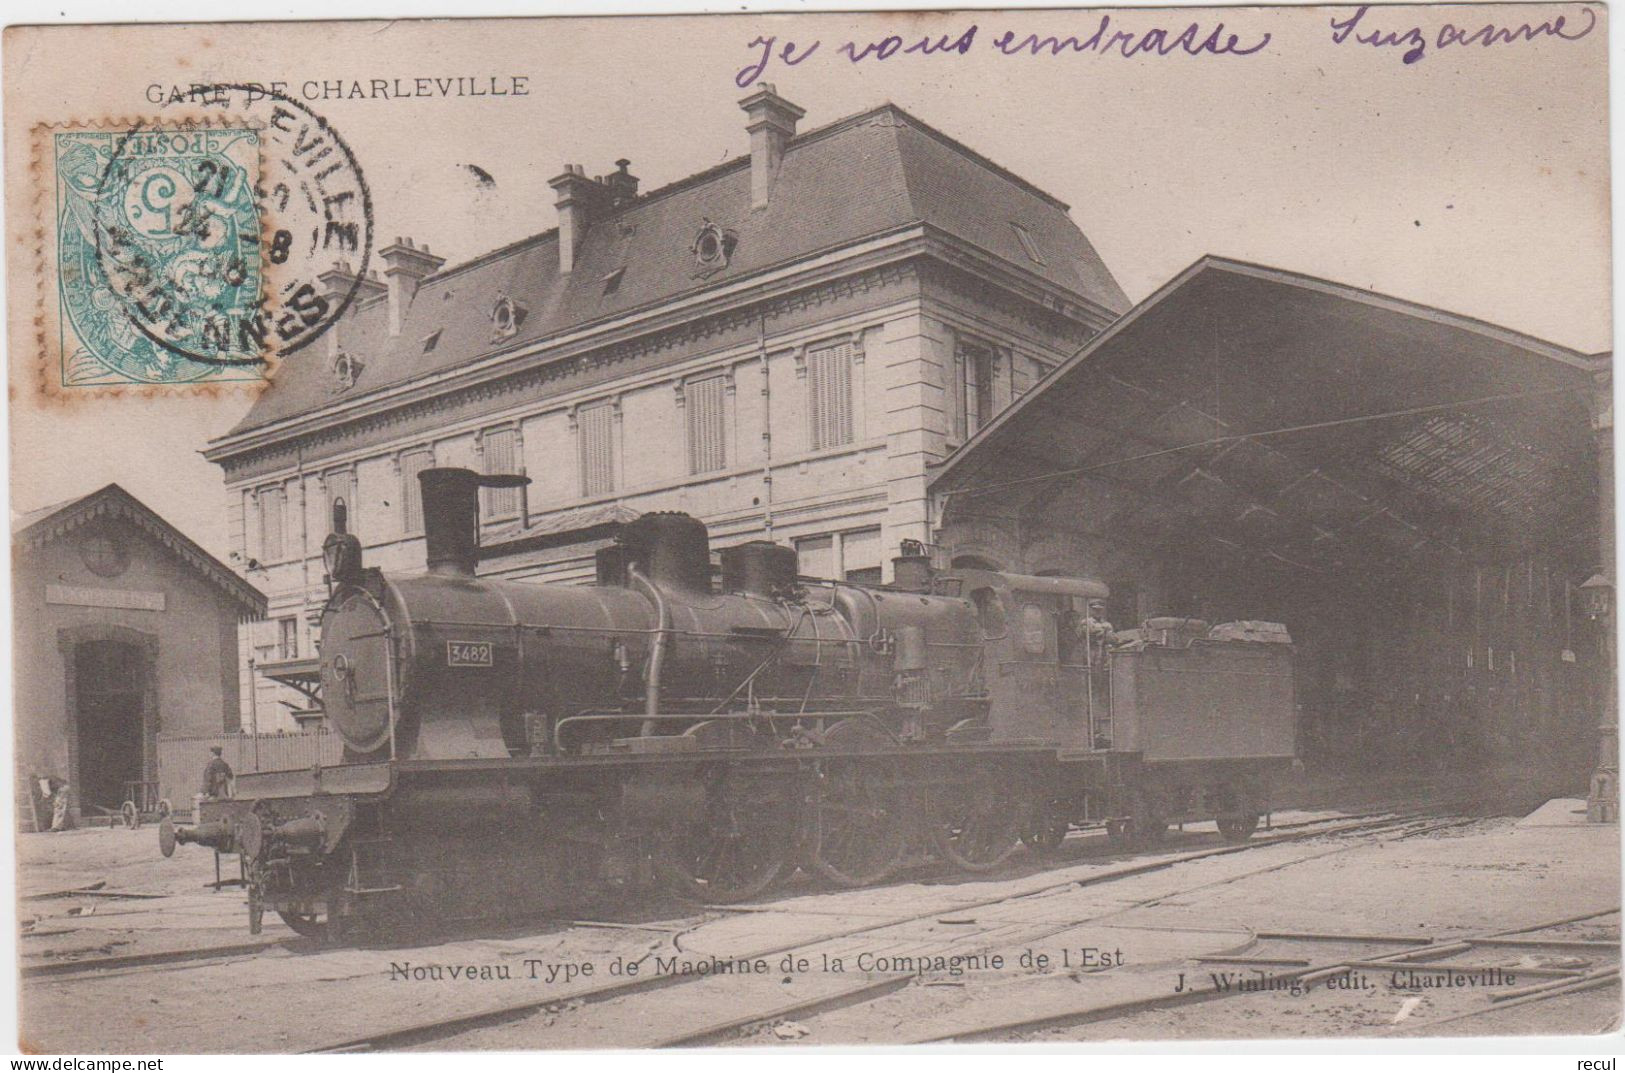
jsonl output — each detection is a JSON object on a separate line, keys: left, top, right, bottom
{"left": 422, "top": 330, "right": 442, "bottom": 353}
{"left": 691, "top": 219, "right": 738, "bottom": 277}
{"left": 491, "top": 294, "right": 527, "bottom": 342}
{"left": 1011, "top": 223, "right": 1046, "bottom": 266}
{"left": 330, "top": 350, "right": 364, "bottom": 393}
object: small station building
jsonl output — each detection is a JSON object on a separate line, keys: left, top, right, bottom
{"left": 13, "top": 485, "right": 266, "bottom": 825}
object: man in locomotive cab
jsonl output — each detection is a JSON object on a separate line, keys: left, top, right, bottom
{"left": 1072, "top": 599, "right": 1113, "bottom": 667}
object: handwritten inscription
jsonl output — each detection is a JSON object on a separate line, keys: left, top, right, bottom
{"left": 1329, "top": 5, "right": 1597, "bottom": 65}
{"left": 736, "top": 6, "right": 1596, "bottom": 84}
{"left": 737, "top": 18, "right": 1270, "bottom": 86}
{"left": 990, "top": 19, "right": 1270, "bottom": 59}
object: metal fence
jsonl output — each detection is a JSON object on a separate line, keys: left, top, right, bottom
{"left": 156, "top": 730, "right": 344, "bottom": 809}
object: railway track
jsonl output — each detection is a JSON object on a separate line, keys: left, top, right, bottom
{"left": 23, "top": 802, "right": 1438, "bottom": 988}
{"left": 20, "top": 938, "right": 289, "bottom": 980}
{"left": 916, "top": 907, "right": 1620, "bottom": 1042}
{"left": 302, "top": 808, "right": 1471, "bottom": 1051}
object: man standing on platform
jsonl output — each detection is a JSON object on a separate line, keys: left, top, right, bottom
{"left": 202, "top": 746, "right": 233, "bottom": 799}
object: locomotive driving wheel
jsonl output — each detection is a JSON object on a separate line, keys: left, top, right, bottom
{"left": 659, "top": 781, "right": 794, "bottom": 904}
{"left": 1216, "top": 813, "right": 1260, "bottom": 842}
{"left": 1213, "top": 781, "right": 1261, "bottom": 843}
{"left": 1020, "top": 798, "right": 1071, "bottom": 857}
{"left": 930, "top": 781, "right": 1023, "bottom": 872}
{"left": 803, "top": 719, "right": 908, "bottom": 888}
{"left": 276, "top": 908, "right": 327, "bottom": 938}
{"left": 1106, "top": 789, "right": 1170, "bottom": 850}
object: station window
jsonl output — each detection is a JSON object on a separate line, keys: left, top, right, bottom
{"left": 400, "top": 448, "right": 433, "bottom": 534}
{"left": 686, "top": 375, "right": 727, "bottom": 474}
{"left": 795, "top": 535, "right": 834, "bottom": 580}
{"left": 794, "top": 527, "right": 883, "bottom": 583}
{"left": 277, "top": 616, "right": 299, "bottom": 660}
{"left": 578, "top": 402, "right": 615, "bottom": 496}
{"left": 806, "top": 341, "right": 854, "bottom": 450}
{"left": 258, "top": 486, "right": 285, "bottom": 561}
{"left": 958, "top": 341, "right": 997, "bottom": 439}
{"left": 841, "top": 527, "right": 882, "bottom": 584}
{"left": 481, "top": 427, "right": 521, "bottom": 518}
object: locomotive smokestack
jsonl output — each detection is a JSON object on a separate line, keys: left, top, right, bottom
{"left": 418, "top": 467, "right": 531, "bottom": 577}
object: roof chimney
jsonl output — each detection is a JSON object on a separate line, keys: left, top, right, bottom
{"left": 379, "top": 238, "right": 445, "bottom": 336}
{"left": 318, "top": 261, "right": 387, "bottom": 357}
{"left": 606, "top": 159, "right": 639, "bottom": 209}
{"left": 548, "top": 165, "right": 614, "bottom": 275}
{"left": 740, "top": 84, "right": 804, "bottom": 209}
{"left": 319, "top": 260, "right": 387, "bottom": 304}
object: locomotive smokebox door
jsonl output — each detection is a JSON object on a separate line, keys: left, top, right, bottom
{"left": 320, "top": 589, "right": 396, "bottom": 756}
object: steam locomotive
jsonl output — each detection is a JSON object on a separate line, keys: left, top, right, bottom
{"left": 161, "top": 467, "right": 1296, "bottom": 939}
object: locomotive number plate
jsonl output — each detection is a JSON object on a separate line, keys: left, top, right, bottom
{"left": 447, "top": 640, "right": 494, "bottom": 667}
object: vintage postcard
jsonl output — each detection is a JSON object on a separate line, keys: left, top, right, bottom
{"left": 2, "top": 3, "right": 1617, "bottom": 1057}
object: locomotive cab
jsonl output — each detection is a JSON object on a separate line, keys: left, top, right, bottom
{"left": 934, "top": 568, "right": 1111, "bottom": 747}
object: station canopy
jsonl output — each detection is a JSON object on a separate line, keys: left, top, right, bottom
{"left": 930, "top": 257, "right": 1606, "bottom": 579}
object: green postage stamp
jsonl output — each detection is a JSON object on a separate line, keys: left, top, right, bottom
{"left": 44, "top": 121, "right": 268, "bottom": 392}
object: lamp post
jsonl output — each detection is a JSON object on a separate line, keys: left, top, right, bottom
{"left": 1580, "top": 572, "right": 1617, "bottom": 822}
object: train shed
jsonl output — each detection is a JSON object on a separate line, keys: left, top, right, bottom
{"left": 928, "top": 256, "right": 1611, "bottom": 782}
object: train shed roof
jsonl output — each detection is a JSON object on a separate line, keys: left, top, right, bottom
{"left": 929, "top": 257, "right": 1607, "bottom": 577}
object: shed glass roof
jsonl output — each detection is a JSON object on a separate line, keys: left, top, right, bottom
{"left": 931, "top": 257, "right": 1605, "bottom": 576}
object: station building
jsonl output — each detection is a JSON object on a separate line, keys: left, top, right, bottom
{"left": 12, "top": 485, "right": 266, "bottom": 825}
{"left": 202, "top": 87, "right": 1130, "bottom": 730}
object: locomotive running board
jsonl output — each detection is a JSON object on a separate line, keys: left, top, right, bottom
{"left": 234, "top": 762, "right": 394, "bottom": 799}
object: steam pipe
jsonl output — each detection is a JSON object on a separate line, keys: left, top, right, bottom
{"left": 628, "top": 563, "right": 669, "bottom": 723}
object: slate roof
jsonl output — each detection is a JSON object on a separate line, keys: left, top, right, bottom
{"left": 14, "top": 484, "right": 268, "bottom": 616}
{"left": 225, "top": 102, "right": 1128, "bottom": 439}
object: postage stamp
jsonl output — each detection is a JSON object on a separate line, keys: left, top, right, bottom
{"left": 33, "top": 91, "right": 372, "bottom": 398}
{"left": 48, "top": 121, "right": 267, "bottom": 389}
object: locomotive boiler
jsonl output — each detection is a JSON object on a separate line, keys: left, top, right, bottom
{"left": 161, "top": 467, "right": 1296, "bottom": 940}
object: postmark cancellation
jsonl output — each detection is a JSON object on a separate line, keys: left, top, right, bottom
{"left": 31, "top": 95, "right": 371, "bottom": 400}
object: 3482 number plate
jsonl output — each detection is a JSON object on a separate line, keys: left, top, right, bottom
{"left": 446, "top": 640, "right": 494, "bottom": 667}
